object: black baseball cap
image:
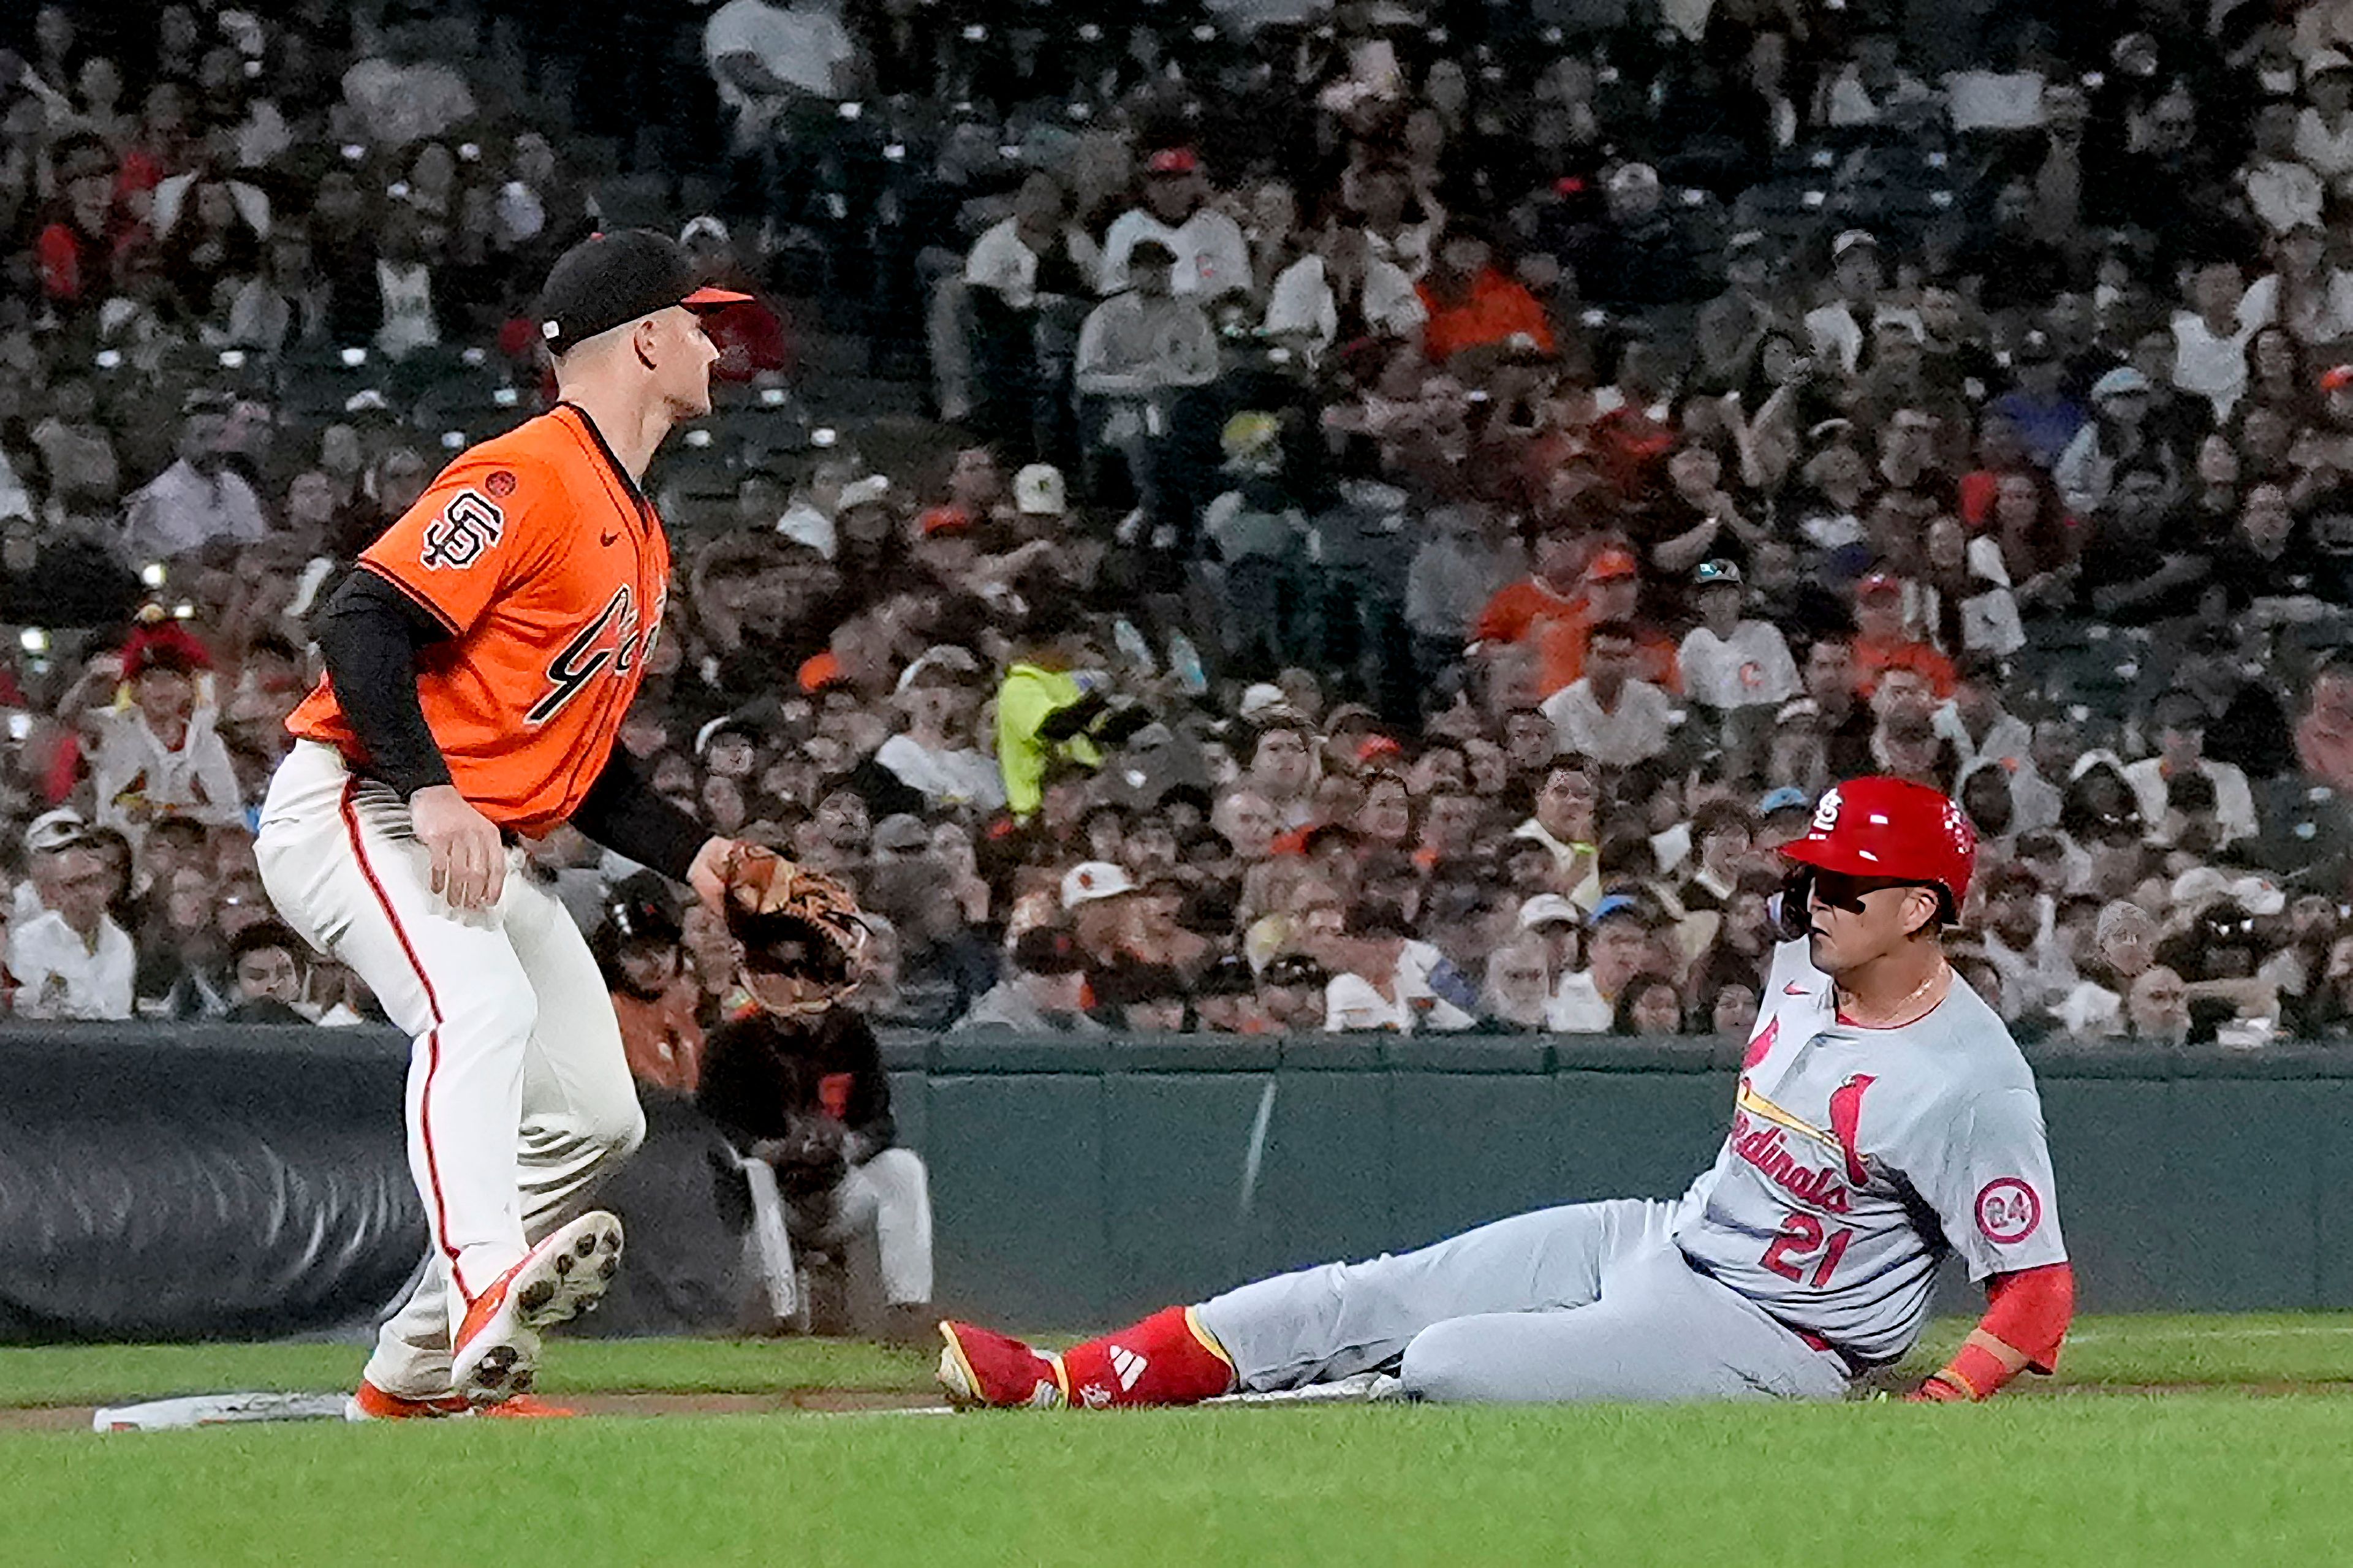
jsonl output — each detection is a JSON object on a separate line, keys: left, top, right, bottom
{"left": 537, "top": 229, "right": 750, "bottom": 356}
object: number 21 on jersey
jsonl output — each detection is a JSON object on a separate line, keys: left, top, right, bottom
{"left": 1761, "top": 1212, "right": 1853, "bottom": 1287}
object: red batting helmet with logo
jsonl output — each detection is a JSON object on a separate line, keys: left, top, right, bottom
{"left": 1779, "top": 776, "right": 1977, "bottom": 917}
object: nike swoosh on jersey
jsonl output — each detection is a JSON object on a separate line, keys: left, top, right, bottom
{"left": 600, "top": 531, "right": 620, "bottom": 546}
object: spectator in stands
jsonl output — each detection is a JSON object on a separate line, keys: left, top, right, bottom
{"left": 1415, "top": 221, "right": 1553, "bottom": 367}
{"left": 225, "top": 227, "right": 330, "bottom": 356}
{"left": 1548, "top": 894, "right": 1653, "bottom": 1032}
{"left": 1264, "top": 219, "right": 1425, "bottom": 366}
{"left": 2297, "top": 658, "right": 2353, "bottom": 795}
{"left": 1541, "top": 620, "right": 1674, "bottom": 769}
{"left": 1062, "top": 860, "right": 1143, "bottom": 973}
{"left": 2243, "top": 223, "right": 2353, "bottom": 349}
{"left": 877, "top": 646, "right": 1002, "bottom": 812}
{"left": 1407, "top": 499, "right": 1520, "bottom": 684}
{"left": 680, "top": 216, "right": 793, "bottom": 385}
{"left": 341, "top": 2, "right": 478, "bottom": 151}
{"left": 2077, "top": 464, "right": 2213, "bottom": 624}
{"left": 2173, "top": 262, "right": 2256, "bottom": 422}
{"left": 1613, "top": 973, "right": 1686, "bottom": 1037}
{"left": 369, "top": 199, "right": 441, "bottom": 360}
{"left": 2124, "top": 691, "right": 2260, "bottom": 849}
{"left": 771, "top": 453, "right": 879, "bottom": 561}
{"left": 1804, "top": 232, "right": 1908, "bottom": 377}
{"left": 69, "top": 631, "right": 243, "bottom": 845}
{"left": 1075, "top": 238, "right": 1218, "bottom": 518}
{"left": 1512, "top": 760, "right": 1601, "bottom": 904}
{"left": 1825, "top": 27, "right": 1934, "bottom": 130}
{"left": 1575, "top": 163, "right": 1715, "bottom": 311}
{"left": 1254, "top": 952, "right": 1330, "bottom": 1034}
{"left": 1478, "top": 937, "right": 1553, "bottom": 1031}
{"left": 703, "top": 0, "right": 855, "bottom": 157}
{"left": 132, "top": 858, "right": 227, "bottom": 1019}
{"left": 955, "top": 926, "right": 1101, "bottom": 1035}
{"left": 1243, "top": 718, "right": 1319, "bottom": 833}
{"left": 1307, "top": 903, "right": 1477, "bottom": 1034}
{"left": 2123, "top": 966, "right": 2193, "bottom": 1046}
{"left": 1977, "top": 863, "right": 2075, "bottom": 1023}
{"left": 1533, "top": 547, "right": 1677, "bottom": 700}
{"left": 2056, "top": 368, "right": 2173, "bottom": 517}
{"left": 10, "top": 823, "right": 134, "bottom": 1021}
{"left": 1100, "top": 148, "right": 1251, "bottom": 302}
{"left": 964, "top": 173, "right": 1101, "bottom": 453}
{"left": 36, "top": 135, "right": 135, "bottom": 315}
{"left": 2241, "top": 100, "right": 2325, "bottom": 237}
{"left": 122, "top": 398, "right": 270, "bottom": 564}
{"left": 1675, "top": 801, "right": 1755, "bottom": 958}
{"left": 1792, "top": 637, "right": 1876, "bottom": 780}
{"left": 1677, "top": 559, "right": 1798, "bottom": 743}
{"left": 222, "top": 920, "right": 309, "bottom": 1024}
{"left": 1087, "top": 960, "right": 1189, "bottom": 1033}
{"left": 2297, "top": 53, "right": 2353, "bottom": 195}
{"left": 1211, "top": 788, "right": 1279, "bottom": 865}
{"left": 1988, "top": 330, "right": 2088, "bottom": 472}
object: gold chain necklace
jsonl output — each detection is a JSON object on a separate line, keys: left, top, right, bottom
{"left": 1838, "top": 960, "right": 1951, "bottom": 1028}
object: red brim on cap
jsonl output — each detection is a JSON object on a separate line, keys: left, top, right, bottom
{"left": 681, "top": 286, "right": 754, "bottom": 309}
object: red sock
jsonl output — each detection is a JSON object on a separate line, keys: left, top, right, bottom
{"left": 1056, "top": 1306, "right": 1237, "bottom": 1409}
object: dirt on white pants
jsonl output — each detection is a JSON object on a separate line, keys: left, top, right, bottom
{"left": 256, "top": 741, "right": 645, "bottom": 1398}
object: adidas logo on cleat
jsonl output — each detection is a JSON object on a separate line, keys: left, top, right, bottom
{"left": 1110, "top": 1345, "right": 1149, "bottom": 1392}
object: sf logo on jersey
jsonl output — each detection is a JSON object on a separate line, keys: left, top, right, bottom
{"left": 419, "top": 490, "right": 506, "bottom": 571}
{"left": 526, "top": 584, "right": 660, "bottom": 726}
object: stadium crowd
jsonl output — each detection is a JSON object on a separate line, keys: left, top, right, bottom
{"left": 9, "top": 0, "right": 2353, "bottom": 1070}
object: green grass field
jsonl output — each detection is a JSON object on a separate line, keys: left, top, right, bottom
{"left": 4, "top": 1314, "right": 2351, "bottom": 1567}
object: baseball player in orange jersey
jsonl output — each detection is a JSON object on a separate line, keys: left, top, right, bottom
{"left": 259, "top": 230, "right": 774, "bottom": 1418}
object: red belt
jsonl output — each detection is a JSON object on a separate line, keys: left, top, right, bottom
{"left": 1794, "top": 1328, "right": 1861, "bottom": 1377}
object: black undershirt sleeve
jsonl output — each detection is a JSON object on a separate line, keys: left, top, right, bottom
{"left": 317, "top": 566, "right": 712, "bottom": 881}
{"left": 313, "top": 566, "right": 457, "bottom": 799}
{"left": 568, "top": 746, "right": 711, "bottom": 884}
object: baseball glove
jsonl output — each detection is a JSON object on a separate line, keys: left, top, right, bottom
{"left": 751, "top": 1115, "right": 849, "bottom": 1196}
{"left": 720, "top": 843, "right": 870, "bottom": 965}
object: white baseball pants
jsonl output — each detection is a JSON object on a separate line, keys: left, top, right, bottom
{"left": 1194, "top": 1199, "right": 1851, "bottom": 1404}
{"left": 256, "top": 741, "right": 645, "bottom": 1397}
{"left": 806, "top": 1147, "right": 935, "bottom": 1306}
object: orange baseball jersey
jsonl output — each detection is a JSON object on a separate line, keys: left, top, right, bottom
{"left": 288, "top": 403, "right": 669, "bottom": 835}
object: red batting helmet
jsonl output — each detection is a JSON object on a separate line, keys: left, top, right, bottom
{"left": 1779, "top": 776, "right": 1977, "bottom": 915}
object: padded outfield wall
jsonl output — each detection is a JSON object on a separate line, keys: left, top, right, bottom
{"left": 0, "top": 1026, "right": 2343, "bottom": 1339}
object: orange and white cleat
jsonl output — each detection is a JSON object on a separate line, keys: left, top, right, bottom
{"left": 936, "top": 1320, "right": 1067, "bottom": 1410}
{"left": 344, "top": 1380, "right": 470, "bottom": 1422}
{"left": 450, "top": 1211, "right": 624, "bottom": 1407}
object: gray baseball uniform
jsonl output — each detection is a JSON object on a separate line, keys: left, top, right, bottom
{"left": 1194, "top": 939, "right": 2067, "bottom": 1402}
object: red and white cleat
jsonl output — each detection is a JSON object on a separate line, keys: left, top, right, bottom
{"left": 936, "top": 1320, "right": 1067, "bottom": 1410}
{"left": 344, "top": 1380, "right": 471, "bottom": 1422}
{"left": 450, "top": 1211, "right": 624, "bottom": 1407}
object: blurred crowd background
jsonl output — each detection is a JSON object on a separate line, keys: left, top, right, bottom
{"left": 7, "top": 0, "right": 2353, "bottom": 1077}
